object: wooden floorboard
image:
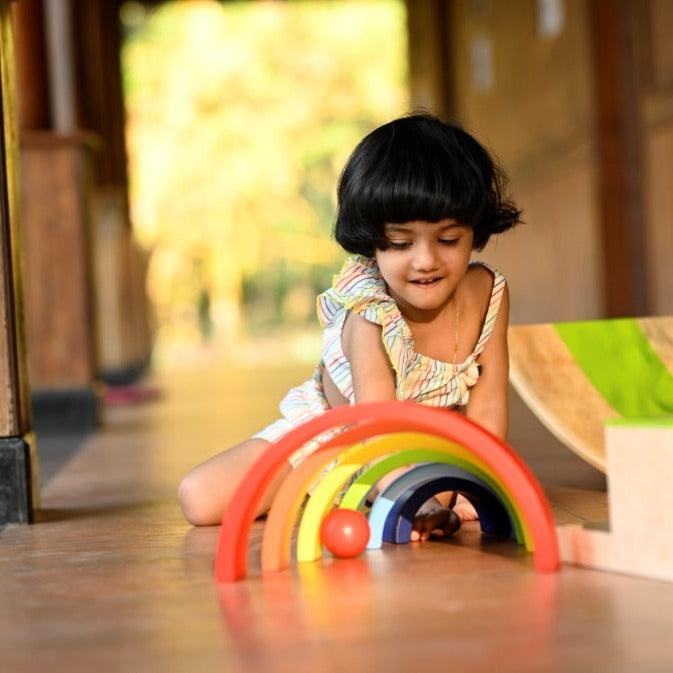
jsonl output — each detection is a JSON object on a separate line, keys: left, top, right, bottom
{"left": 1, "top": 359, "right": 672, "bottom": 673}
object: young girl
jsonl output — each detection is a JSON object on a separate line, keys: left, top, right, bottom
{"left": 178, "top": 113, "right": 521, "bottom": 540}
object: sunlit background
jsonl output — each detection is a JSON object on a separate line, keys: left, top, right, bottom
{"left": 120, "top": 0, "right": 407, "bottom": 366}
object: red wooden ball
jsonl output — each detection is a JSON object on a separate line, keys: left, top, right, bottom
{"left": 320, "top": 509, "right": 370, "bottom": 558}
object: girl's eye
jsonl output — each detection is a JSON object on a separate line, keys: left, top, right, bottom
{"left": 388, "top": 240, "right": 411, "bottom": 250}
{"left": 439, "top": 238, "right": 459, "bottom": 246}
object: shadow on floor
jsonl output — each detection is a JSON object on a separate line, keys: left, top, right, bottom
{"left": 37, "top": 431, "right": 90, "bottom": 488}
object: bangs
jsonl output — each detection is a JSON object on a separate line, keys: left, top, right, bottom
{"left": 354, "top": 138, "right": 487, "bottom": 228}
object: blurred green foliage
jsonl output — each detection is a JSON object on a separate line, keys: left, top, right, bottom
{"left": 121, "top": 0, "right": 407, "bottom": 349}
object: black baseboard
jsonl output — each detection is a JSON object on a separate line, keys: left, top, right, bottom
{"left": 31, "top": 387, "right": 100, "bottom": 434}
{"left": 0, "top": 435, "right": 38, "bottom": 525}
{"left": 100, "top": 356, "right": 150, "bottom": 387}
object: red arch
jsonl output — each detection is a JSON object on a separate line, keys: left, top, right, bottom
{"left": 214, "top": 401, "right": 559, "bottom": 582}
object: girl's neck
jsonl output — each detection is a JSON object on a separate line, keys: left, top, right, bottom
{"left": 389, "top": 287, "right": 458, "bottom": 327}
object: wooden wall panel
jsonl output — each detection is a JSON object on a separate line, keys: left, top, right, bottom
{"left": 405, "top": 0, "right": 451, "bottom": 118}
{"left": 449, "top": 0, "right": 594, "bottom": 179}
{"left": 475, "top": 159, "right": 603, "bottom": 324}
{"left": 644, "top": 126, "right": 673, "bottom": 316}
{"left": 446, "top": 0, "right": 601, "bottom": 323}
{"left": 646, "top": 0, "right": 673, "bottom": 90}
{"left": 588, "top": 0, "right": 647, "bottom": 317}
{"left": 640, "top": 0, "right": 673, "bottom": 317}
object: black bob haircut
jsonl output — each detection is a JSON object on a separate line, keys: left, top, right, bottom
{"left": 334, "top": 113, "right": 522, "bottom": 256}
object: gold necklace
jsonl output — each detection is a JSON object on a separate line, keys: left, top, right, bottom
{"left": 452, "top": 298, "right": 460, "bottom": 365}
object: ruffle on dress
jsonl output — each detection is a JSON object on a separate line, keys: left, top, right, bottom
{"left": 317, "top": 255, "right": 502, "bottom": 406}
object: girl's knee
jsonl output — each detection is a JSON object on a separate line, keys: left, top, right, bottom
{"left": 178, "top": 471, "right": 217, "bottom": 526}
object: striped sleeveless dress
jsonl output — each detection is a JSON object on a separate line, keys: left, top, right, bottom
{"left": 254, "top": 255, "right": 507, "bottom": 466}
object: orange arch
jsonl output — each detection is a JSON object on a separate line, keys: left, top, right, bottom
{"left": 214, "top": 401, "right": 559, "bottom": 582}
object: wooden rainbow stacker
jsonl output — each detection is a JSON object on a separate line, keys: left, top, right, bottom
{"left": 214, "top": 401, "right": 560, "bottom": 583}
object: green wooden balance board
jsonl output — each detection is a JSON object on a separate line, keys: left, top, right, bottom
{"left": 509, "top": 316, "right": 673, "bottom": 472}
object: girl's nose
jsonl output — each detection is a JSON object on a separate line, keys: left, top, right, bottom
{"left": 411, "top": 241, "right": 440, "bottom": 270}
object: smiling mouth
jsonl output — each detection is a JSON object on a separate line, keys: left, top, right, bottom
{"left": 410, "top": 277, "right": 443, "bottom": 287}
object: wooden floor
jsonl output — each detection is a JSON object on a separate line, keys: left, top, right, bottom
{"left": 2, "top": 359, "right": 673, "bottom": 673}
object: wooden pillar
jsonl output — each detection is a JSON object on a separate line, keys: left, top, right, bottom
{"left": 12, "top": 0, "right": 50, "bottom": 130}
{"left": 72, "top": 0, "right": 153, "bottom": 383}
{"left": 20, "top": 132, "right": 101, "bottom": 431}
{"left": 71, "top": 0, "right": 127, "bottom": 189}
{"left": 404, "top": 0, "right": 453, "bottom": 119}
{"left": 43, "top": 0, "right": 76, "bottom": 133}
{"left": 0, "top": 0, "right": 38, "bottom": 524}
{"left": 12, "top": 0, "right": 105, "bottom": 430}
{"left": 590, "top": 0, "right": 648, "bottom": 317}
{"left": 92, "top": 191, "right": 152, "bottom": 384}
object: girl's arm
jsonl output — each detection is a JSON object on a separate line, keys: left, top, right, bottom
{"left": 341, "top": 313, "right": 455, "bottom": 540}
{"left": 465, "top": 284, "right": 510, "bottom": 440}
{"left": 342, "top": 312, "right": 407, "bottom": 492}
{"left": 342, "top": 312, "right": 397, "bottom": 402}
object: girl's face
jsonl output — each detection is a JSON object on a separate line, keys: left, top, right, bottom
{"left": 374, "top": 218, "right": 474, "bottom": 318}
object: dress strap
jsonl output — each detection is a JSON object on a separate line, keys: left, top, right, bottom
{"left": 472, "top": 264, "right": 507, "bottom": 357}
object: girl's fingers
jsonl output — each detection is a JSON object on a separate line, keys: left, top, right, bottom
{"left": 414, "top": 514, "right": 443, "bottom": 539}
{"left": 412, "top": 509, "right": 461, "bottom": 542}
{"left": 411, "top": 515, "right": 431, "bottom": 541}
{"left": 442, "top": 509, "right": 461, "bottom": 537}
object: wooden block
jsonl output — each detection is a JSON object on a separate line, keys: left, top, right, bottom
{"left": 558, "top": 420, "right": 673, "bottom": 582}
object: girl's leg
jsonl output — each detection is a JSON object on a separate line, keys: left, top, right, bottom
{"left": 178, "top": 437, "right": 292, "bottom": 526}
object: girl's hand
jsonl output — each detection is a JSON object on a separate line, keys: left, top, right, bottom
{"left": 410, "top": 497, "right": 461, "bottom": 542}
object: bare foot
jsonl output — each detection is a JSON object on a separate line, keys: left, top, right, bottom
{"left": 410, "top": 498, "right": 461, "bottom": 541}
{"left": 453, "top": 494, "right": 478, "bottom": 521}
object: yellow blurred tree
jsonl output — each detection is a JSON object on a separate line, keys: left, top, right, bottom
{"left": 122, "top": 0, "right": 407, "bottom": 350}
